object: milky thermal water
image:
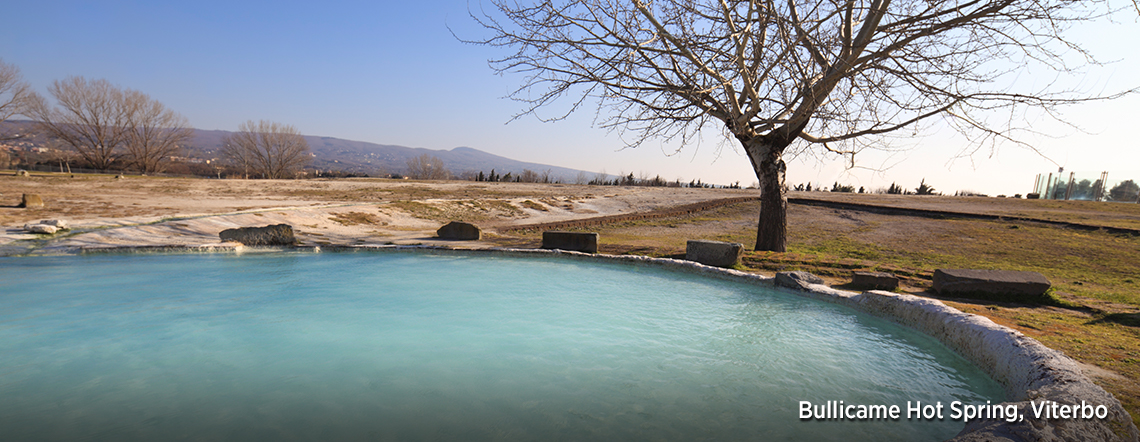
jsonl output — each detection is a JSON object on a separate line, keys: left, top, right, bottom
{"left": 0, "top": 251, "right": 1003, "bottom": 441}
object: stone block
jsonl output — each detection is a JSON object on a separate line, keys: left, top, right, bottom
{"left": 19, "top": 194, "right": 44, "bottom": 208}
{"left": 933, "top": 269, "right": 1050, "bottom": 298}
{"left": 219, "top": 224, "right": 296, "bottom": 246}
{"left": 852, "top": 271, "right": 899, "bottom": 290}
{"left": 685, "top": 240, "right": 743, "bottom": 268}
{"left": 541, "top": 231, "right": 598, "bottom": 253}
{"left": 436, "top": 221, "right": 481, "bottom": 240}
{"left": 775, "top": 271, "right": 824, "bottom": 290}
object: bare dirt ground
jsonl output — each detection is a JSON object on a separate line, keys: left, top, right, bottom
{"left": 0, "top": 171, "right": 757, "bottom": 254}
{"left": 3, "top": 170, "right": 1139, "bottom": 424}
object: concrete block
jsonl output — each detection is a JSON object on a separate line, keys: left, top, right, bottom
{"left": 685, "top": 240, "right": 743, "bottom": 268}
{"left": 933, "top": 269, "right": 1050, "bottom": 298}
{"left": 852, "top": 271, "right": 899, "bottom": 290}
{"left": 541, "top": 231, "right": 598, "bottom": 253}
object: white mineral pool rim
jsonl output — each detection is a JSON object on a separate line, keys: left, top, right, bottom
{"left": 72, "top": 243, "right": 1139, "bottom": 442}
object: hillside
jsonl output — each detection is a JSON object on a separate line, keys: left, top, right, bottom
{"left": 191, "top": 129, "right": 595, "bottom": 179}
{"left": 1, "top": 120, "right": 596, "bottom": 180}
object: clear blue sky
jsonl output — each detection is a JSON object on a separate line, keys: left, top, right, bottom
{"left": 4, "top": 1, "right": 1137, "bottom": 195}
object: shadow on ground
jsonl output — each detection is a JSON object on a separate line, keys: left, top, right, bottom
{"left": 1090, "top": 312, "right": 1140, "bottom": 328}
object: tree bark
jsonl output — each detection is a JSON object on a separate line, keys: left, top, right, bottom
{"left": 747, "top": 140, "right": 788, "bottom": 252}
{"left": 741, "top": 118, "right": 804, "bottom": 252}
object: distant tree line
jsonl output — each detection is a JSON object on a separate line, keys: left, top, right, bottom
{"left": 793, "top": 179, "right": 939, "bottom": 196}
{"left": 1, "top": 58, "right": 310, "bottom": 178}
{"left": 469, "top": 167, "right": 745, "bottom": 189}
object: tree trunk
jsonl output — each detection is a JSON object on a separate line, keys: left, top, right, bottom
{"left": 751, "top": 142, "right": 788, "bottom": 252}
{"left": 741, "top": 122, "right": 802, "bottom": 253}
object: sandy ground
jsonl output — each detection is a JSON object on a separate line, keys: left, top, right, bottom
{"left": 0, "top": 173, "right": 758, "bottom": 255}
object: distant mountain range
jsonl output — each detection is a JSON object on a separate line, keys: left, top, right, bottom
{"left": 1, "top": 120, "right": 597, "bottom": 180}
{"left": 188, "top": 128, "right": 596, "bottom": 180}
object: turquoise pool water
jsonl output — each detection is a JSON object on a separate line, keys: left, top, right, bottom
{"left": 0, "top": 251, "right": 1003, "bottom": 441}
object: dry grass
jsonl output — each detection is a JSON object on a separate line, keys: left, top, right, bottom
{"left": 386, "top": 199, "right": 523, "bottom": 222}
{"left": 329, "top": 211, "right": 386, "bottom": 226}
{"left": 520, "top": 200, "right": 548, "bottom": 211}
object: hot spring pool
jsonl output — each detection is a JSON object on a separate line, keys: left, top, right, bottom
{"left": 0, "top": 251, "right": 1004, "bottom": 441}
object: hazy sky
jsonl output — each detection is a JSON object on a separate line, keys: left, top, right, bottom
{"left": 4, "top": 1, "right": 1137, "bottom": 195}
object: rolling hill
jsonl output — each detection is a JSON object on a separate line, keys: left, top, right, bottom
{"left": 2, "top": 120, "right": 597, "bottom": 180}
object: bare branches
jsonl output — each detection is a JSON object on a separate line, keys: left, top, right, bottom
{"left": 122, "top": 90, "right": 193, "bottom": 174}
{"left": 0, "top": 59, "right": 34, "bottom": 129}
{"left": 406, "top": 154, "right": 451, "bottom": 180}
{"left": 469, "top": 0, "right": 1134, "bottom": 251}
{"left": 470, "top": 0, "right": 1131, "bottom": 158}
{"left": 221, "top": 120, "right": 310, "bottom": 179}
{"left": 27, "top": 76, "right": 194, "bottom": 173}
{"left": 28, "top": 77, "right": 133, "bottom": 170}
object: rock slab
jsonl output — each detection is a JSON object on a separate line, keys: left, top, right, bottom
{"left": 541, "top": 231, "right": 598, "bottom": 254}
{"left": 775, "top": 271, "right": 824, "bottom": 290}
{"left": 436, "top": 221, "right": 481, "bottom": 240}
{"left": 685, "top": 240, "right": 743, "bottom": 268}
{"left": 23, "top": 219, "right": 70, "bottom": 235}
{"left": 219, "top": 224, "right": 296, "bottom": 246}
{"left": 933, "top": 269, "right": 1050, "bottom": 297}
{"left": 852, "top": 271, "right": 899, "bottom": 290}
{"left": 23, "top": 224, "right": 58, "bottom": 234}
{"left": 19, "top": 194, "right": 44, "bottom": 208}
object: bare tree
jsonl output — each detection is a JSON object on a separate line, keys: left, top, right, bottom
{"left": 27, "top": 77, "right": 132, "bottom": 171}
{"left": 519, "top": 169, "right": 540, "bottom": 182}
{"left": 29, "top": 77, "right": 194, "bottom": 174}
{"left": 405, "top": 153, "right": 451, "bottom": 180}
{"left": 122, "top": 90, "right": 193, "bottom": 174}
{"left": 221, "top": 120, "right": 310, "bottom": 179}
{"left": 471, "top": 0, "right": 1134, "bottom": 251}
{"left": 0, "top": 59, "right": 34, "bottom": 140}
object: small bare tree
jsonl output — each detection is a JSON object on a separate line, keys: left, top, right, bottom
{"left": 472, "top": 0, "right": 1135, "bottom": 251}
{"left": 221, "top": 120, "right": 310, "bottom": 179}
{"left": 519, "top": 169, "right": 540, "bottom": 182}
{"left": 574, "top": 171, "right": 590, "bottom": 185}
{"left": 122, "top": 90, "right": 193, "bottom": 174}
{"left": 28, "top": 77, "right": 132, "bottom": 171}
{"left": 405, "top": 153, "right": 450, "bottom": 180}
{"left": 0, "top": 59, "right": 33, "bottom": 140}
